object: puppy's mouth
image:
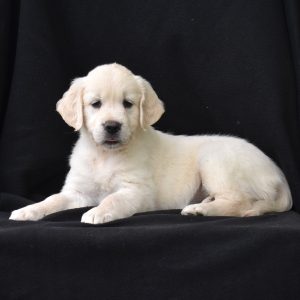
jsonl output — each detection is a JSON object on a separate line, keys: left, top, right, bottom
{"left": 102, "top": 138, "right": 122, "bottom": 148}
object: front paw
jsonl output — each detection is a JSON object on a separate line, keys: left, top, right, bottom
{"left": 181, "top": 203, "right": 206, "bottom": 216}
{"left": 9, "top": 206, "right": 45, "bottom": 221}
{"left": 81, "top": 207, "right": 118, "bottom": 224}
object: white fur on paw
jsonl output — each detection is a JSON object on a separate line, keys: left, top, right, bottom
{"left": 181, "top": 204, "right": 206, "bottom": 216}
{"left": 81, "top": 207, "right": 115, "bottom": 224}
{"left": 9, "top": 207, "right": 44, "bottom": 221}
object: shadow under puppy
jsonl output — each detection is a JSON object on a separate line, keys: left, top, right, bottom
{"left": 10, "top": 63, "right": 292, "bottom": 224}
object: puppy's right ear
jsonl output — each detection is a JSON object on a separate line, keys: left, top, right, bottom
{"left": 56, "top": 78, "right": 84, "bottom": 131}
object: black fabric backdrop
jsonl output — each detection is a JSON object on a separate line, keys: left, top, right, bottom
{"left": 1, "top": 0, "right": 300, "bottom": 299}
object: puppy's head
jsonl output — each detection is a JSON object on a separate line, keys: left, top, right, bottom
{"left": 56, "top": 63, "right": 164, "bottom": 149}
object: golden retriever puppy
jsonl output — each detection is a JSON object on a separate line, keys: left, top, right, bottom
{"left": 10, "top": 63, "right": 292, "bottom": 224}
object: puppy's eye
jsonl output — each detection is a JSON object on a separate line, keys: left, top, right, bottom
{"left": 91, "top": 100, "right": 102, "bottom": 109}
{"left": 123, "top": 99, "right": 133, "bottom": 109}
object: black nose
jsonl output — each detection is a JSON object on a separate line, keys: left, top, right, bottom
{"left": 104, "top": 121, "right": 122, "bottom": 134}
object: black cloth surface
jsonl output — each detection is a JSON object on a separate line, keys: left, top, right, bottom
{"left": 1, "top": 198, "right": 300, "bottom": 300}
{"left": 1, "top": 0, "right": 300, "bottom": 299}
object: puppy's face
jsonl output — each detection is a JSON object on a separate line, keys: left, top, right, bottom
{"left": 83, "top": 66, "right": 142, "bottom": 148}
{"left": 56, "top": 64, "right": 164, "bottom": 150}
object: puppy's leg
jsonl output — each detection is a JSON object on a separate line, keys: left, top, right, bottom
{"left": 9, "top": 192, "right": 87, "bottom": 221}
{"left": 241, "top": 200, "right": 276, "bottom": 217}
{"left": 181, "top": 194, "right": 252, "bottom": 217}
{"left": 81, "top": 189, "right": 150, "bottom": 224}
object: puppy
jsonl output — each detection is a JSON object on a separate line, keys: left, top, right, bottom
{"left": 10, "top": 63, "right": 292, "bottom": 224}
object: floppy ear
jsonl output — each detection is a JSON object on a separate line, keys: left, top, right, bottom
{"left": 56, "top": 78, "right": 84, "bottom": 131}
{"left": 135, "top": 76, "right": 165, "bottom": 129}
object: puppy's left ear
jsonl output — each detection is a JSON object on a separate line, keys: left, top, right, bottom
{"left": 135, "top": 76, "right": 165, "bottom": 129}
{"left": 56, "top": 78, "right": 84, "bottom": 131}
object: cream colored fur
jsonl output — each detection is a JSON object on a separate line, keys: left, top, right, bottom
{"left": 10, "top": 63, "right": 292, "bottom": 224}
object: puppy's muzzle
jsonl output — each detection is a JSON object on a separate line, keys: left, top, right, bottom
{"left": 103, "top": 121, "right": 122, "bottom": 135}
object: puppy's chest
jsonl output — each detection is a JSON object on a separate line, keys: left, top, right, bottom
{"left": 84, "top": 156, "right": 127, "bottom": 193}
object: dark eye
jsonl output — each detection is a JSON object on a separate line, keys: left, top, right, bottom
{"left": 91, "top": 100, "right": 101, "bottom": 108}
{"left": 123, "top": 99, "right": 133, "bottom": 109}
